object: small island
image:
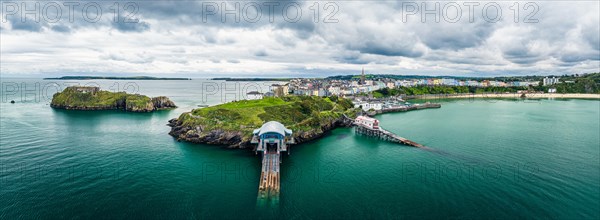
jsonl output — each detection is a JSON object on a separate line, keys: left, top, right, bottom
{"left": 168, "top": 96, "right": 359, "bottom": 148}
{"left": 44, "top": 76, "right": 191, "bottom": 80}
{"left": 51, "top": 86, "right": 177, "bottom": 112}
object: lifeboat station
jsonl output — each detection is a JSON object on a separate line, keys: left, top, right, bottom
{"left": 251, "top": 121, "right": 294, "bottom": 199}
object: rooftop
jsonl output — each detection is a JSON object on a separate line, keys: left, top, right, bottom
{"left": 253, "top": 121, "right": 293, "bottom": 137}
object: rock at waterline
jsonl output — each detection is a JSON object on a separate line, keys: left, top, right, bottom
{"left": 50, "top": 86, "right": 177, "bottom": 112}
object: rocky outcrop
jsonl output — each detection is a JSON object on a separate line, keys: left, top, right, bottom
{"left": 50, "top": 86, "right": 177, "bottom": 112}
{"left": 152, "top": 96, "right": 177, "bottom": 109}
{"left": 167, "top": 114, "right": 354, "bottom": 148}
{"left": 292, "top": 116, "right": 353, "bottom": 144}
{"left": 168, "top": 118, "right": 249, "bottom": 148}
{"left": 123, "top": 96, "right": 177, "bottom": 112}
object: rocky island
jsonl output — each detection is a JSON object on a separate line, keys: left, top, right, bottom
{"left": 51, "top": 86, "right": 177, "bottom": 112}
{"left": 168, "top": 96, "right": 360, "bottom": 148}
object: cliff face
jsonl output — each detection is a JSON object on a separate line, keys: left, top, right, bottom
{"left": 167, "top": 96, "right": 358, "bottom": 148}
{"left": 51, "top": 86, "right": 177, "bottom": 112}
{"left": 168, "top": 119, "right": 249, "bottom": 148}
{"left": 152, "top": 96, "right": 177, "bottom": 109}
{"left": 167, "top": 113, "right": 354, "bottom": 148}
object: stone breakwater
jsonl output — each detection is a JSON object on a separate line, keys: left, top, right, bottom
{"left": 364, "top": 102, "right": 441, "bottom": 116}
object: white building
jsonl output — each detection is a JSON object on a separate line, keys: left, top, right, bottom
{"left": 328, "top": 86, "right": 341, "bottom": 95}
{"left": 386, "top": 82, "right": 395, "bottom": 89}
{"left": 543, "top": 77, "right": 560, "bottom": 86}
{"left": 355, "top": 116, "right": 380, "bottom": 129}
{"left": 353, "top": 101, "right": 383, "bottom": 111}
{"left": 246, "top": 91, "right": 263, "bottom": 100}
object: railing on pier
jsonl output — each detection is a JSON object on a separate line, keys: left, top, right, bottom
{"left": 258, "top": 153, "right": 280, "bottom": 198}
{"left": 354, "top": 124, "right": 424, "bottom": 148}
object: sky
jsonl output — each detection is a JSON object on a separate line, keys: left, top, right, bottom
{"left": 0, "top": 1, "right": 599, "bottom": 78}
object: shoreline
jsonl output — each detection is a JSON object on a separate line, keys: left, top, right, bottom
{"left": 407, "top": 93, "right": 600, "bottom": 100}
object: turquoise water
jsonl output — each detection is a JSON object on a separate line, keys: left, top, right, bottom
{"left": 1, "top": 79, "right": 599, "bottom": 219}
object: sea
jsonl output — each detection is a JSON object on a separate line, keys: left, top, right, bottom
{"left": 1, "top": 78, "right": 599, "bottom": 219}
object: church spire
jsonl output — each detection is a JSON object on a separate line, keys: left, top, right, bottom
{"left": 360, "top": 67, "right": 366, "bottom": 85}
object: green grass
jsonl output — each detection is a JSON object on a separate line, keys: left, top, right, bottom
{"left": 51, "top": 87, "right": 155, "bottom": 110}
{"left": 180, "top": 96, "right": 358, "bottom": 141}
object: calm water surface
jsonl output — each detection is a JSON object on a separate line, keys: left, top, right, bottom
{"left": 1, "top": 79, "right": 599, "bottom": 219}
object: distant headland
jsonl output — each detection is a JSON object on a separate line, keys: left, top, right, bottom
{"left": 44, "top": 76, "right": 191, "bottom": 80}
{"left": 211, "top": 77, "right": 292, "bottom": 81}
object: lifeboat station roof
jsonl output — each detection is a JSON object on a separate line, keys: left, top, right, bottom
{"left": 253, "top": 121, "right": 293, "bottom": 137}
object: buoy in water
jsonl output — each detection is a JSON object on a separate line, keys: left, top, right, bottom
{"left": 10, "top": 100, "right": 15, "bottom": 104}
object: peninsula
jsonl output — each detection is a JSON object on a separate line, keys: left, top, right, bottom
{"left": 168, "top": 96, "right": 359, "bottom": 148}
{"left": 44, "top": 76, "right": 191, "bottom": 80}
{"left": 51, "top": 86, "right": 177, "bottom": 112}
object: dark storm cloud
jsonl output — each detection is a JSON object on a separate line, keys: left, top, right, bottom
{"left": 416, "top": 22, "right": 495, "bottom": 50}
{"left": 560, "top": 52, "right": 600, "bottom": 63}
{"left": 350, "top": 41, "right": 424, "bottom": 58}
{"left": 426, "top": 53, "right": 501, "bottom": 66}
{"left": 502, "top": 48, "right": 545, "bottom": 65}
{"left": 111, "top": 20, "right": 150, "bottom": 32}
{"left": 1, "top": 1, "right": 599, "bottom": 76}
{"left": 333, "top": 52, "right": 370, "bottom": 65}
{"left": 7, "top": 16, "right": 44, "bottom": 32}
{"left": 254, "top": 49, "right": 268, "bottom": 57}
{"left": 582, "top": 25, "right": 600, "bottom": 51}
{"left": 50, "top": 24, "right": 70, "bottom": 33}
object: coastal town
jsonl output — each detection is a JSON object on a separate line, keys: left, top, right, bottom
{"left": 244, "top": 69, "right": 592, "bottom": 113}
{"left": 285, "top": 69, "right": 541, "bottom": 97}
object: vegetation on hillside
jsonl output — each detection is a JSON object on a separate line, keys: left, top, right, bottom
{"left": 371, "top": 73, "right": 600, "bottom": 97}
{"left": 372, "top": 86, "right": 527, "bottom": 97}
{"left": 328, "top": 72, "right": 600, "bottom": 83}
{"left": 51, "top": 87, "right": 176, "bottom": 111}
{"left": 177, "top": 96, "right": 358, "bottom": 141}
{"left": 534, "top": 73, "right": 600, "bottom": 93}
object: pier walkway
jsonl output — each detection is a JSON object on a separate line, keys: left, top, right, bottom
{"left": 258, "top": 153, "right": 280, "bottom": 198}
{"left": 354, "top": 118, "right": 425, "bottom": 148}
{"left": 252, "top": 121, "right": 293, "bottom": 200}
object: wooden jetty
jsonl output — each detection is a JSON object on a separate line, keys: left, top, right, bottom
{"left": 258, "top": 153, "right": 280, "bottom": 198}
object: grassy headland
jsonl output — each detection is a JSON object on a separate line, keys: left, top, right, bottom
{"left": 168, "top": 96, "right": 359, "bottom": 148}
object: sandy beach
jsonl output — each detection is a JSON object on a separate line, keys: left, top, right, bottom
{"left": 409, "top": 93, "right": 600, "bottom": 100}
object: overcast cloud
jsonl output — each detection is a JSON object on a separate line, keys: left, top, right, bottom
{"left": 0, "top": 1, "right": 598, "bottom": 77}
